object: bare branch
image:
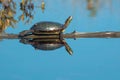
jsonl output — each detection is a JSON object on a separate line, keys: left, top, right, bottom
{"left": 63, "top": 31, "right": 120, "bottom": 39}
{"left": 1, "top": 31, "right": 120, "bottom": 39}
{"left": 0, "top": 33, "right": 19, "bottom": 39}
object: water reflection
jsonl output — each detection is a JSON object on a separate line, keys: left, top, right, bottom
{"left": 62, "top": 0, "right": 113, "bottom": 16}
{"left": 0, "top": 0, "right": 45, "bottom": 32}
{"left": 41, "top": 0, "right": 45, "bottom": 13}
{"left": 0, "top": 0, "right": 17, "bottom": 33}
{"left": 87, "top": 0, "right": 99, "bottom": 16}
{"left": 20, "top": 38, "right": 73, "bottom": 55}
{"left": 19, "top": 0, "right": 34, "bottom": 24}
{"left": 0, "top": 0, "right": 116, "bottom": 33}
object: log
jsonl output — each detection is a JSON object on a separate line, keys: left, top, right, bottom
{"left": 1, "top": 31, "right": 120, "bottom": 39}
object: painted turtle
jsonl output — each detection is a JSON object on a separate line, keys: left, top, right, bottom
{"left": 19, "top": 16, "right": 73, "bottom": 55}
{"left": 20, "top": 38, "right": 73, "bottom": 55}
{"left": 19, "top": 16, "right": 72, "bottom": 36}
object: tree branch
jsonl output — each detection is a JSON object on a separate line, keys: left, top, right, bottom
{"left": 63, "top": 31, "right": 120, "bottom": 39}
{"left": 1, "top": 31, "right": 120, "bottom": 39}
{"left": 0, "top": 33, "right": 19, "bottom": 39}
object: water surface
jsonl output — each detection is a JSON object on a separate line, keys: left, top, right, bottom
{"left": 0, "top": 0, "right": 120, "bottom": 80}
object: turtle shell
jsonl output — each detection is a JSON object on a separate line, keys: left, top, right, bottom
{"left": 31, "top": 22, "right": 64, "bottom": 34}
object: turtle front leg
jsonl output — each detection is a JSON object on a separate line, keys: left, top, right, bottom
{"left": 63, "top": 16, "right": 72, "bottom": 29}
{"left": 19, "top": 30, "right": 33, "bottom": 37}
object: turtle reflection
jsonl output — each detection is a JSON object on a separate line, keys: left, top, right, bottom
{"left": 20, "top": 38, "right": 73, "bottom": 55}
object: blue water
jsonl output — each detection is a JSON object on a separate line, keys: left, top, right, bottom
{"left": 0, "top": 0, "right": 120, "bottom": 80}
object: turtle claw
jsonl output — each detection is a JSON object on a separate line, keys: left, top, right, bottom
{"left": 64, "top": 16, "right": 72, "bottom": 28}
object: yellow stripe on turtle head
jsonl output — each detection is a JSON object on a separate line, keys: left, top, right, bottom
{"left": 65, "top": 16, "right": 72, "bottom": 26}
{"left": 63, "top": 16, "right": 72, "bottom": 29}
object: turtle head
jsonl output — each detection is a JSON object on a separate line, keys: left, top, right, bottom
{"left": 62, "top": 39, "right": 73, "bottom": 55}
{"left": 65, "top": 16, "right": 72, "bottom": 25}
{"left": 63, "top": 16, "right": 72, "bottom": 30}
{"left": 65, "top": 43, "right": 73, "bottom": 55}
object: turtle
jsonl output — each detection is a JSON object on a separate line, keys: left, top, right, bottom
{"left": 20, "top": 38, "right": 73, "bottom": 55}
{"left": 19, "top": 16, "right": 73, "bottom": 55}
{"left": 19, "top": 16, "right": 72, "bottom": 37}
